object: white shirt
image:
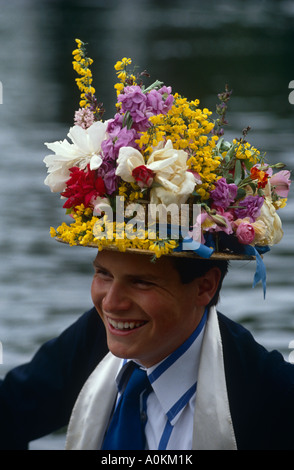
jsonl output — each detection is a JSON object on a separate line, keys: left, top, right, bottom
{"left": 115, "top": 309, "right": 207, "bottom": 450}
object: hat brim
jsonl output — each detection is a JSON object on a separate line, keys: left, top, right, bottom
{"left": 55, "top": 237, "right": 255, "bottom": 260}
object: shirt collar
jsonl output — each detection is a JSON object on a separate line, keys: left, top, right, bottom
{"left": 147, "top": 309, "right": 207, "bottom": 425}
{"left": 116, "top": 309, "right": 207, "bottom": 426}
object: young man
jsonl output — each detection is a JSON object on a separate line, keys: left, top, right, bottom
{"left": 3, "top": 41, "right": 290, "bottom": 450}
{"left": 1, "top": 251, "right": 294, "bottom": 449}
{"left": 64, "top": 249, "right": 294, "bottom": 450}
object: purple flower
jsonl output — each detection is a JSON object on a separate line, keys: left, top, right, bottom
{"left": 157, "top": 86, "right": 174, "bottom": 114}
{"left": 99, "top": 124, "right": 139, "bottom": 195}
{"left": 101, "top": 138, "right": 116, "bottom": 160}
{"left": 106, "top": 113, "right": 124, "bottom": 137}
{"left": 103, "top": 168, "right": 119, "bottom": 194}
{"left": 158, "top": 85, "right": 172, "bottom": 95}
{"left": 118, "top": 86, "right": 148, "bottom": 126}
{"left": 234, "top": 195, "right": 264, "bottom": 222}
{"left": 102, "top": 114, "right": 140, "bottom": 163}
{"left": 210, "top": 178, "right": 238, "bottom": 209}
{"left": 117, "top": 84, "right": 174, "bottom": 132}
{"left": 146, "top": 88, "right": 174, "bottom": 115}
{"left": 97, "top": 158, "right": 118, "bottom": 195}
{"left": 114, "top": 127, "right": 138, "bottom": 153}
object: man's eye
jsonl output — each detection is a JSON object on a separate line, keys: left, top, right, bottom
{"left": 133, "top": 279, "right": 154, "bottom": 288}
{"left": 95, "top": 268, "right": 111, "bottom": 279}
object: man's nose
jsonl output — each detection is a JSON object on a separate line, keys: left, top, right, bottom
{"left": 102, "top": 281, "right": 132, "bottom": 314}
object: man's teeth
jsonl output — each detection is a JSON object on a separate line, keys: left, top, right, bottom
{"left": 108, "top": 318, "right": 145, "bottom": 330}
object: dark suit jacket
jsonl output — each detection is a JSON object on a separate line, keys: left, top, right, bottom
{"left": 0, "top": 307, "right": 294, "bottom": 450}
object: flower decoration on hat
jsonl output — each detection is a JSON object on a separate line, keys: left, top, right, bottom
{"left": 44, "top": 39, "right": 291, "bottom": 294}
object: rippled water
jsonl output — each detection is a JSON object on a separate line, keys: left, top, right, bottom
{"left": 0, "top": 0, "right": 293, "bottom": 449}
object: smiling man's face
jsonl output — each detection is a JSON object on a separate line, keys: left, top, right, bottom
{"left": 91, "top": 250, "right": 219, "bottom": 368}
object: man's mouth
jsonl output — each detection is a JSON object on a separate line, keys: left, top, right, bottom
{"left": 107, "top": 317, "right": 146, "bottom": 331}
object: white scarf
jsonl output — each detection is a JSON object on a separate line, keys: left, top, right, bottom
{"left": 65, "top": 306, "right": 237, "bottom": 450}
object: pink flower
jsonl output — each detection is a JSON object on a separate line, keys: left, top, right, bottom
{"left": 74, "top": 108, "right": 95, "bottom": 129}
{"left": 200, "top": 208, "right": 234, "bottom": 235}
{"left": 270, "top": 170, "right": 291, "bottom": 198}
{"left": 212, "top": 207, "right": 234, "bottom": 234}
{"left": 236, "top": 222, "right": 255, "bottom": 245}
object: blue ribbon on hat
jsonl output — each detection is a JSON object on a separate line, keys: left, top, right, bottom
{"left": 125, "top": 218, "right": 269, "bottom": 296}
{"left": 174, "top": 236, "right": 215, "bottom": 258}
{"left": 176, "top": 230, "right": 269, "bottom": 298}
{"left": 205, "top": 232, "right": 269, "bottom": 297}
{"left": 243, "top": 245, "right": 270, "bottom": 298}
{"left": 156, "top": 223, "right": 215, "bottom": 258}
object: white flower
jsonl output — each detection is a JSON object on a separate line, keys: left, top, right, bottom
{"left": 43, "top": 121, "right": 107, "bottom": 192}
{"left": 254, "top": 197, "right": 283, "bottom": 245}
{"left": 115, "top": 146, "right": 147, "bottom": 183}
{"left": 116, "top": 140, "right": 196, "bottom": 206}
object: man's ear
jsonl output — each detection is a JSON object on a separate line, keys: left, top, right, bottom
{"left": 193, "top": 267, "right": 222, "bottom": 306}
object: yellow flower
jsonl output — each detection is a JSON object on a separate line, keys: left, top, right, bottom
{"left": 233, "top": 139, "right": 261, "bottom": 163}
{"left": 117, "top": 71, "right": 127, "bottom": 81}
{"left": 114, "top": 58, "right": 132, "bottom": 71}
{"left": 75, "top": 38, "right": 83, "bottom": 48}
{"left": 114, "top": 82, "right": 124, "bottom": 96}
{"left": 273, "top": 198, "right": 287, "bottom": 210}
{"left": 72, "top": 39, "right": 95, "bottom": 108}
{"left": 113, "top": 57, "right": 136, "bottom": 95}
{"left": 50, "top": 227, "right": 57, "bottom": 238}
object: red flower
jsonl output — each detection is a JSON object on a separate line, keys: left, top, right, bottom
{"left": 250, "top": 166, "right": 268, "bottom": 189}
{"left": 61, "top": 165, "right": 106, "bottom": 209}
{"left": 132, "top": 165, "right": 155, "bottom": 188}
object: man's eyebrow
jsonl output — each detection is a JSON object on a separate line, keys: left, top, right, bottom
{"left": 92, "top": 261, "right": 161, "bottom": 282}
{"left": 125, "top": 273, "right": 161, "bottom": 282}
{"left": 92, "top": 260, "right": 108, "bottom": 270}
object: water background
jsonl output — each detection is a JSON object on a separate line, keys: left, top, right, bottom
{"left": 0, "top": 0, "right": 294, "bottom": 449}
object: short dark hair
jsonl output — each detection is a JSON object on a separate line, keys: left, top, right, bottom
{"left": 171, "top": 257, "right": 229, "bottom": 308}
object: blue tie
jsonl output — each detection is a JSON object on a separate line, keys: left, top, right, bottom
{"left": 102, "top": 363, "right": 151, "bottom": 450}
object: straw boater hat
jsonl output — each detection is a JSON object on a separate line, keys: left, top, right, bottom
{"left": 43, "top": 39, "right": 291, "bottom": 294}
